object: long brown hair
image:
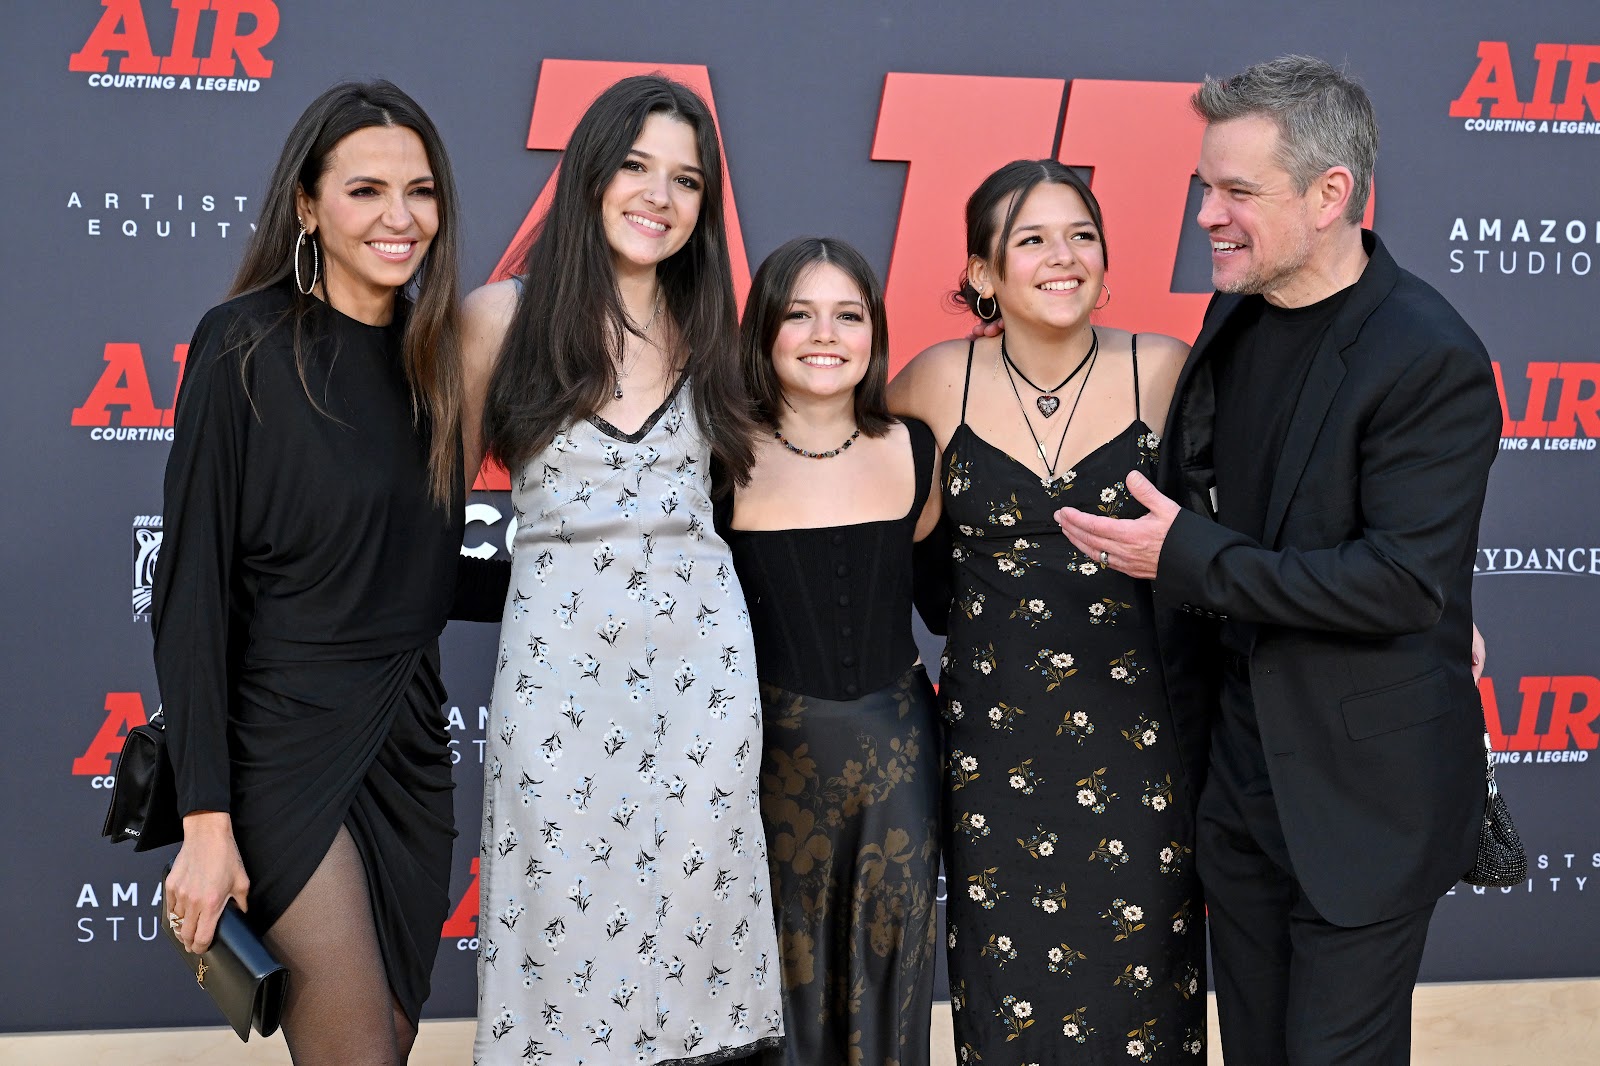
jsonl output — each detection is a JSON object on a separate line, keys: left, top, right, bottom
{"left": 484, "top": 75, "right": 758, "bottom": 484}
{"left": 740, "top": 237, "right": 894, "bottom": 438}
{"left": 230, "top": 80, "right": 464, "bottom": 506}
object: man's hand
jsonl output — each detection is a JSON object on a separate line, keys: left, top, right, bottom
{"left": 1054, "top": 470, "right": 1179, "bottom": 580}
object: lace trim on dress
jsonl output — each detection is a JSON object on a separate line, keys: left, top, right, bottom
{"left": 659, "top": 1034, "right": 784, "bottom": 1066}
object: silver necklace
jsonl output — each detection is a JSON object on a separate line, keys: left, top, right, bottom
{"left": 1001, "top": 342, "right": 1097, "bottom": 485}
{"left": 614, "top": 292, "right": 663, "bottom": 400}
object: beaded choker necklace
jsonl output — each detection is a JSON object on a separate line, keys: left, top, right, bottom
{"left": 774, "top": 427, "right": 860, "bottom": 459}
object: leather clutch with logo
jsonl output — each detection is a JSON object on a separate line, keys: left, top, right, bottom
{"left": 161, "top": 897, "right": 289, "bottom": 1041}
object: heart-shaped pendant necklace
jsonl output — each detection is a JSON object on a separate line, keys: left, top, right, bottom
{"left": 1003, "top": 330, "right": 1098, "bottom": 417}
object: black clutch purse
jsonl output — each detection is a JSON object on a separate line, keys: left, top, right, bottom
{"left": 1462, "top": 731, "right": 1527, "bottom": 888}
{"left": 100, "top": 707, "right": 182, "bottom": 852}
{"left": 161, "top": 896, "right": 289, "bottom": 1040}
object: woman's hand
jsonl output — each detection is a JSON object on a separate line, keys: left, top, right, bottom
{"left": 1471, "top": 622, "right": 1487, "bottom": 682}
{"left": 164, "top": 811, "right": 249, "bottom": 954}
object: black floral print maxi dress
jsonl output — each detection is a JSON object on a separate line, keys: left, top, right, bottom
{"left": 939, "top": 342, "right": 1205, "bottom": 1064}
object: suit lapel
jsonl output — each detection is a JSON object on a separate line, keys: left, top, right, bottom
{"left": 1161, "top": 293, "right": 1245, "bottom": 513}
{"left": 1260, "top": 231, "right": 1401, "bottom": 546}
{"left": 1260, "top": 340, "right": 1345, "bottom": 546}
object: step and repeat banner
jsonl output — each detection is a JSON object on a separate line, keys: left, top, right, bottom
{"left": 4, "top": 0, "right": 1595, "bottom": 1033}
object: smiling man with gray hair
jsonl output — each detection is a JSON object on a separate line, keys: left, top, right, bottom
{"left": 1055, "top": 55, "right": 1501, "bottom": 1063}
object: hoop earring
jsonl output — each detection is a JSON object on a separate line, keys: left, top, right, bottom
{"left": 294, "top": 225, "right": 319, "bottom": 296}
{"left": 975, "top": 293, "right": 999, "bottom": 322}
{"left": 1093, "top": 283, "right": 1111, "bottom": 311}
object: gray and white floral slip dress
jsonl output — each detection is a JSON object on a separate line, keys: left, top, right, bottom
{"left": 474, "top": 378, "right": 784, "bottom": 1065}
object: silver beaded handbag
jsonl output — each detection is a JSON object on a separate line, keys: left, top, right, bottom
{"left": 1461, "top": 732, "right": 1527, "bottom": 888}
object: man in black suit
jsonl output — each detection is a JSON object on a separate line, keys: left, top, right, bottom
{"left": 1056, "top": 56, "right": 1500, "bottom": 1063}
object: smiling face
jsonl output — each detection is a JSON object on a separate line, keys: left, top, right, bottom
{"left": 974, "top": 181, "right": 1105, "bottom": 331}
{"left": 601, "top": 111, "right": 705, "bottom": 277}
{"left": 769, "top": 262, "right": 874, "bottom": 405}
{"left": 295, "top": 124, "right": 438, "bottom": 324}
{"left": 1195, "top": 114, "right": 1320, "bottom": 300}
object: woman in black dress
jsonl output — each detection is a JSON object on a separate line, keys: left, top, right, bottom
{"left": 890, "top": 162, "right": 1206, "bottom": 1062}
{"left": 155, "top": 82, "right": 467, "bottom": 1064}
{"left": 717, "top": 238, "right": 944, "bottom": 1065}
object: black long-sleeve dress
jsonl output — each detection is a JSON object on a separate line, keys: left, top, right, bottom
{"left": 716, "top": 418, "right": 943, "bottom": 1066}
{"left": 151, "top": 282, "right": 463, "bottom": 1022}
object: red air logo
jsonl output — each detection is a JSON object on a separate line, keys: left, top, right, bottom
{"left": 1493, "top": 361, "right": 1600, "bottom": 450}
{"left": 1481, "top": 676, "right": 1599, "bottom": 757}
{"left": 71, "top": 342, "right": 188, "bottom": 442}
{"left": 444, "top": 857, "right": 482, "bottom": 948}
{"left": 74, "top": 692, "right": 151, "bottom": 788}
{"left": 70, "top": 0, "right": 277, "bottom": 92}
{"left": 472, "top": 60, "right": 1378, "bottom": 489}
{"left": 1450, "top": 42, "right": 1600, "bottom": 133}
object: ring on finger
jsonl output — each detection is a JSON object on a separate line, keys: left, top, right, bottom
{"left": 1099, "top": 550, "right": 1109, "bottom": 566}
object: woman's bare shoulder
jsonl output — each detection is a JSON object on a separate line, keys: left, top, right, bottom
{"left": 461, "top": 279, "right": 520, "bottom": 375}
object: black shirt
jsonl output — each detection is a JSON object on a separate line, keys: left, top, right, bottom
{"left": 716, "top": 418, "right": 936, "bottom": 701}
{"left": 1212, "top": 286, "right": 1351, "bottom": 654}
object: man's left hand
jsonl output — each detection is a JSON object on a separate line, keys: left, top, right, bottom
{"left": 1054, "top": 470, "right": 1179, "bottom": 580}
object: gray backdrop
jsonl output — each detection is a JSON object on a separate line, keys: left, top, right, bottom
{"left": 4, "top": 0, "right": 1596, "bottom": 1033}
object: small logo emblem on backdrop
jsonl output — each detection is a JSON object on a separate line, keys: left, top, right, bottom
{"left": 132, "top": 515, "right": 162, "bottom": 621}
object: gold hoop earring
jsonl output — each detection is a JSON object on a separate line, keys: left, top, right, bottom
{"left": 1093, "top": 283, "right": 1111, "bottom": 311}
{"left": 294, "top": 224, "right": 319, "bottom": 296}
{"left": 975, "top": 293, "right": 999, "bottom": 322}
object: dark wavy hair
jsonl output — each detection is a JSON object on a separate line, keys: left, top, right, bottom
{"left": 952, "top": 159, "right": 1108, "bottom": 315}
{"left": 740, "top": 237, "right": 894, "bottom": 438}
{"left": 485, "top": 75, "right": 758, "bottom": 483}
{"left": 227, "top": 80, "right": 463, "bottom": 506}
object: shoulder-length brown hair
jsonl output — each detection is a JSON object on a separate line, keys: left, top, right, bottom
{"left": 229, "top": 79, "right": 464, "bottom": 506}
{"left": 485, "top": 74, "right": 759, "bottom": 483}
{"left": 739, "top": 237, "right": 894, "bottom": 437}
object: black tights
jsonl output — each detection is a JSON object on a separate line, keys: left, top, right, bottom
{"left": 264, "top": 827, "right": 416, "bottom": 1065}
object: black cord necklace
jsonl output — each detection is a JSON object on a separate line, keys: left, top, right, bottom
{"left": 1001, "top": 343, "right": 1097, "bottom": 485}
{"left": 774, "top": 426, "right": 860, "bottom": 459}
{"left": 1001, "top": 328, "right": 1098, "bottom": 417}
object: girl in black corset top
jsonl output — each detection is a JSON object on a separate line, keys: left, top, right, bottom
{"left": 714, "top": 237, "right": 944, "bottom": 1066}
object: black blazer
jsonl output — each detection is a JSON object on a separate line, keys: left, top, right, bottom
{"left": 1153, "top": 232, "right": 1502, "bottom": 927}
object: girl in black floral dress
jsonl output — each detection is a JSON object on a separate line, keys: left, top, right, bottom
{"left": 717, "top": 237, "right": 944, "bottom": 1066}
{"left": 890, "top": 162, "right": 1206, "bottom": 1063}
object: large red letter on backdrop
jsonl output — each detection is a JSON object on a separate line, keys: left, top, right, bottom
{"left": 477, "top": 59, "right": 749, "bottom": 489}
{"left": 69, "top": 0, "right": 160, "bottom": 74}
{"left": 872, "top": 73, "right": 1065, "bottom": 373}
{"left": 73, "top": 693, "right": 148, "bottom": 776}
{"left": 441, "top": 857, "right": 481, "bottom": 937}
{"left": 1556, "top": 45, "right": 1600, "bottom": 121}
{"left": 1449, "top": 42, "right": 1525, "bottom": 119}
{"left": 72, "top": 344, "right": 161, "bottom": 427}
{"left": 200, "top": 0, "right": 278, "bottom": 78}
{"left": 1057, "top": 80, "right": 1210, "bottom": 343}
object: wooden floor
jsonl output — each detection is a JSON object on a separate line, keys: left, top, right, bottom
{"left": 3, "top": 979, "right": 1596, "bottom": 1064}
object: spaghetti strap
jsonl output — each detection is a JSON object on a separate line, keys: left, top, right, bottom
{"left": 1130, "top": 333, "right": 1141, "bottom": 421}
{"left": 960, "top": 339, "right": 977, "bottom": 424}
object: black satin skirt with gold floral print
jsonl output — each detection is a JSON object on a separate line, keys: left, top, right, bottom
{"left": 755, "top": 665, "right": 941, "bottom": 1066}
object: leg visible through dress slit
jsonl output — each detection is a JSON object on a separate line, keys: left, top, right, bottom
{"left": 264, "top": 826, "right": 417, "bottom": 1065}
